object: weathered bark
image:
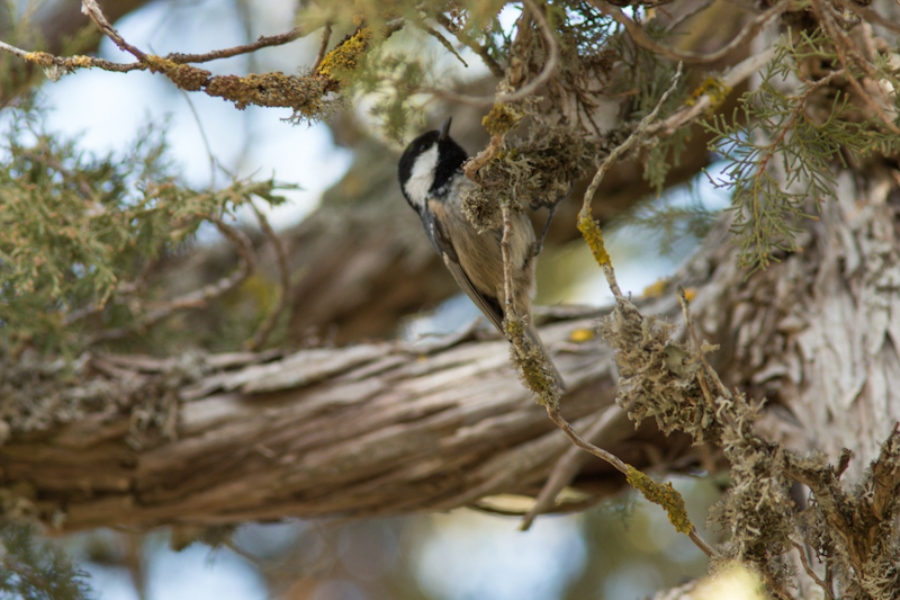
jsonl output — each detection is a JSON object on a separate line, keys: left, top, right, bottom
{"left": 0, "top": 310, "right": 700, "bottom": 533}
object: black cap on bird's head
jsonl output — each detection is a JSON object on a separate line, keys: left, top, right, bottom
{"left": 398, "top": 118, "right": 469, "bottom": 210}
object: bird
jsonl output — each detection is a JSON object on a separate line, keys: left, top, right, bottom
{"left": 397, "top": 117, "right": 564, "bottom": 393}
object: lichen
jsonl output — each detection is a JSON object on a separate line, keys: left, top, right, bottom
{"left": 316, "top": 27, "right": 373, "bottom": 82}
{"left": 577, "top": 215, "right": 610, "bottom": 267}
{"left": 626, "top": 466, "right": 693, "bottom": 534}
{"left": 482, "top": 103, "right": 523, "bottom": 136}
{"left": 206, "top": 72, "right": 328, "bottom": 116}
{"left": 685, "top": 76, "right": 732, "bottom": 111}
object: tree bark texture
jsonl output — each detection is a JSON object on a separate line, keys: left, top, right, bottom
{"left": 1, "top": 313, "right": 699, "bottom": 533}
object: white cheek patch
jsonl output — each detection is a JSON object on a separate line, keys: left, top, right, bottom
{"left": 403, "top": 144, "right": 438, "bottom": 208}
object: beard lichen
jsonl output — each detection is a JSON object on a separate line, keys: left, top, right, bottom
{"left": 462, "top": 123, "right": 599, "bottom": 233}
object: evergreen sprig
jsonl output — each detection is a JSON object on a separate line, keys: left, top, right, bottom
{"left": 0, "top": 105, "right": 288, "bottom": 355}
{"left": 703, "top": 29, "right": 900, "bottom": 272}
{"left": 0, "top": 522, "right": 91, "bottom": 600}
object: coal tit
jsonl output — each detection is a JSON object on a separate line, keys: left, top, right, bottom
{"left": 398, "top": 118, "right": 564, "bottom": 392}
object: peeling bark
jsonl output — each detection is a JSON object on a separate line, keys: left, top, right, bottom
{"left": 1, "top": 314, "right": 697, "bottom": 533}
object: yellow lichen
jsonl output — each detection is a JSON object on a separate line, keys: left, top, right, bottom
{"left": 626, "top": 466, "right": 693, "bottom": 534}
{"left": 206, "top": 72, "right": 325, "bottom": 114}
{"left": 141, "top": 54, "right": 212, "bottom": 92}
{"left": 24, "top": 52, "right": 54, "bottom": 66}
{"left": 643, "top": 278, "right": 668, "bottom": 298}
{"left": 315, "top": 27, "right": 373, "bottom": 80}
{"left": 482, "top": 103, "right": 522, "bottom": 136}
{"left": 685, "top": 77, "right": 732, "bottom": 112}
{"left": 569, "top": 328, "right": 595, "bottom": 343}
{"left": 71, "top": 56, "right": 93, "bottom": 68}
{"left": 577, "top": 214, "right": 610, "bottom": 266}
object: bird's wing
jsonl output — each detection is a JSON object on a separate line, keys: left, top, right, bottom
{"left": 424, "top": 204, "right": 506, "bottom": 334}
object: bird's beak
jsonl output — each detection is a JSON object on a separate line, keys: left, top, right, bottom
{"left": 439, "top": 117, "right": 452, "bottom": 141}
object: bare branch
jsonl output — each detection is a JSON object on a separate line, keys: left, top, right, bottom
{"left": 247, "top": 204, "right": 291, "bottom": 351}
{"left": 81, "top": 0, "right": 146, "bottom": 60}
{"left": 167, "top": 27, "right": 306, "bottom": 65}
{"left": 425, "top": 0, "right": 559, "bottom": 107}
{"left": 791, "top": 539, "right": 834, "bottom": 600}
{"left": 87, "top": 218, "right": 256, "bottom": 345}
{"left": 589, "top": 0, "right": 790, "bottom": 64}
{"left": 311, "top": 23, "right": 333, "bottom": 73}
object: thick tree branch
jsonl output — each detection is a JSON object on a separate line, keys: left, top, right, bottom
{"left": 1, "top": 310, "right": 704, "bottom": 533}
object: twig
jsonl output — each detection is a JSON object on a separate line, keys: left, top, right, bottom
{"left": 811, "top": 0, "right": 900, "bottom": 134}
{"left": 81, "top": 0, "right": 146, "bottom": 60}
{"left": 83, "top": 0, "right": 307, "bottom": 66}
{"left": 545, "top": 407, "right": 628, "bottom": 475}
{"left": 582, "top": 62, "right": 683, "bottom": 219}
{"left": 87, "top": 218, "right": 256, "bottom": 345}
{"left": 577, "top": 62, "right": 682, "bottom": 295}
{"left": 311, "top": 23, "right": 333, "bottom": 73}
{"left": 168, "top": 28, "right": 306, "bottom": 65}
{"left": 544, "top": 404, "right": 718, "bottom": 558}
{"left": 520, "top": 407, "right": 624, "bottom": 530}
{"left": 844, "top": 3, "right": 900, "bottom": 35}
{"left": 414, "top": 19, "right": 468, "bottom": 68}
{"left": 791, "top": 539, "right": 835, "bottom": 599}
{"left": 425, "top": 0, "right": 559, "bottom": 107}
{"left": 652, "top": 46, "right": 776, "bottom": 137}
{"left": 0, "top": 39, "right": 137, "bottom": 73}
{"left": 1, "top": 22, "right": 315, "bottom": 77}
{"left": 589, "top": 0, "right": 790, "bottom": 65}
{"left": 247, "top": 203, "right": 291, "bottom": 350}
{"left": 433, "top": 12, "right": 504, "bottom": 78}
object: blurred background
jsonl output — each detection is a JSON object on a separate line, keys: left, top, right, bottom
{"left": 13, "top": 0, "right": 733, "bottom": 596}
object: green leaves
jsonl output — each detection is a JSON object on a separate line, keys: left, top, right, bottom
{"left": 703, "top": 30, "right": 900, "bottom": 273}
{"left": 0, "top": 522, "right": 91, "bottom": 600}
{"left": 0, "top": 107, "right": 288, "bottom": 355}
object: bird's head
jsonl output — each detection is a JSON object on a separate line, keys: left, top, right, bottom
{"left": 398, "top": 117, "right": 468, "bottom": 210}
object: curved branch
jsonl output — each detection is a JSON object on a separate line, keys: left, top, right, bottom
{"left": 589, "top": 0, "right": 790, "bottom": 65}
{"left": 424, "top": 0, "right": 560, "bottom": 107}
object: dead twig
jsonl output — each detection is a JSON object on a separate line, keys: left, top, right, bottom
{"left": 247, "top": 203, "right": 291, "bottom": 350}
{"left": 589, "top": 0, "right": 789, "bottom": 65}
{"left": 311, "top": 23, "right": 333, "bottom": 73}
{"left": 168, "top": 28, "right": 305, "bottom": 65}
{"left": 810, "top": 0, "right": 900, "bottom": 134}
{"left": 81, "top": 0, "right": 146, "bottom": 60}
{"left": 426, "top": 0, "right": 559, "bottom": 107}
{"left": 791, "top": 539, "right": 834, "bottom": 599}
{"left": 412, "top": 18, "right": 468, "bottom": 68}
{"left": 520, "top": 407, "right": 626, "bottom": 530}
{"left": 87, "top": 218, "right": 256, "bottom": 345}
{"left": 544, "top": 404, "right": 718, "bottom": 558}
{"left": 433, "top": 12, "right": 504, "bottom": 78}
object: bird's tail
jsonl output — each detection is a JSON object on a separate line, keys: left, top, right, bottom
{"left": 520, "top": 321, "right": 566, "bottom": 395}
